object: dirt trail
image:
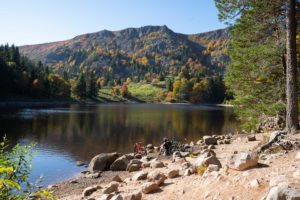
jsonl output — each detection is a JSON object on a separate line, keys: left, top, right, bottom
{"left": 49, "top": 132, "right": 300, "bottom": 200}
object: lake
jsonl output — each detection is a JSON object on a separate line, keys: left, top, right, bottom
{"left": 0, "top": 103, "right": 239, "bottom": 186}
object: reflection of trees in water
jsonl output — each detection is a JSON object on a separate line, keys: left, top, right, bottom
{"left": 0, "top": 105, "right": 239, "bottom": 162}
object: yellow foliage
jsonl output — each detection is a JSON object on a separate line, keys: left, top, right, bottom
{"left": 197, "top": 164, "right": 207, "bottom": 175}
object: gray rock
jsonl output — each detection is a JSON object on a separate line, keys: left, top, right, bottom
{"left": 184, "top": 168, "right": 194, "bottom": 176}
{"left": 76, "top": 161, "right": 85, "bottom": 166}
{"left": 82, "top": 185, "right": 102, "bottom": 197}
{"left": 224, "top": 139, "right": 231, "bottom": 144}
{"left": 147, "top": 170, "right": 167, "bottom": 186}
{"left": 85, "top": 172, "right": 101, "bottom": 179}
{"left": 167, "top": 169, "right": 179, "bottom": 178}
{"left": 247, "top": 135, "right": 256, "bottom": 141}
{"left": 134, "top": 154, "right": 142, "bottom": 159}
{"left": 112, "top": 175, "right": 123, "bottom": 182}
{"left": 146, "top": 144, "right": 154, "bottom": 149}
{"left": 249, "top": 179, "right": 260, "bottom": 188}
{"left": 126, "top": 159, "right": 142, "bottom": 172}
{"left": 88, "top": 152, "right": 119, "bottom": 172}
{"left": 103, "top": 182, "right": 119, "bottom": 194}
{"left": 269, "top": 131, "right": 287, "bottom": 143}
{"left": 127, "top": 164, "right": 140, "bottom": 172}
{"left": 228, "top": 152, "right": 258, "bottom": 171}
{"left": 266, "top": 185, "right": 300, "bottom": 200}
{"left": 141, "top": 182, "right": 159, "bottom": 194}
{"left": 206, "top": 164, "right": 220, "bottom": 172}
{"left": 193, "top": 152, "right": 222, "bottom": 169}
{"left": 208, "top": 145, "right": 216, "bottom": 150}
{"left": 123, "top": 191, "right": 142, "bottom": 200}
{"left": 132, "top": 171, "right": 148, "bottom": 181}
{"left": 203, "top": 136, "right": 218, "bottom": 145}
{"left": 110, "top": 154, "right": 133, "bottom": 171}
{"left": 150, "top": 161, "right": 165, "bottom": 168}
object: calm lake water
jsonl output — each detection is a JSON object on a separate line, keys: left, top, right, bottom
{"left": 0, "top": 103, "right": 239, "bottom": 185}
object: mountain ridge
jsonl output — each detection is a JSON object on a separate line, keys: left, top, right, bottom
{"left": 19, "top": 25, "right": 230, "bottom": 80}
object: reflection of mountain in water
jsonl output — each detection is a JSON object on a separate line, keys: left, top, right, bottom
{"left": 0, "top": 104, "right": 239, "bottom": 162}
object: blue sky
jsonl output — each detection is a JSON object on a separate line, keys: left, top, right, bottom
{"left": 0, "top": 0, "right": 226, "bottom": 46}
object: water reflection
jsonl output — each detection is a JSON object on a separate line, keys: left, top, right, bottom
{"left": 0, "top": 104, "right": 238, "bottom": 185}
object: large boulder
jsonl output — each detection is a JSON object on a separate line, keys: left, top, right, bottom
{"left": 227, "top": 152, "right": 258, "bottom": 171}
{"left": 266, "top": 185, "right": 300, "bottom": 200}
{"left": 193, "top": 152, "right": 222, "bottom": 169}
{"left": 203, "top": 136, "right": 218, "bottom": 145}
{"left": 88, "top": 152, "right": 119, "bottom": 172}
{"left": 141, "top": 182, "right": 159, "bottom": 194}
{"left": 110, "top": 154, "right": 133, "bottom": 171}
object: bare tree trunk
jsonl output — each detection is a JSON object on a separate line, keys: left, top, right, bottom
{"left": 286, "top": 0, "right": 299, "bottom": 133}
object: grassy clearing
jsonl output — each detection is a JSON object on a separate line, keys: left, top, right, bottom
{"left": 128, "top": 82, "right": 167, "bottom": 103}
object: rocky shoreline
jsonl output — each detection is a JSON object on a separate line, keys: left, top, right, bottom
{"left": 45, "top": 131, "right": 300, "bottom": 200}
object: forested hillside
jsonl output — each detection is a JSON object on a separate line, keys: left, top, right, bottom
{"left": 0, "top": 45, "right": 70, "bottom": 99}
{"left": 20, "top": 26, "right": 229, "bottom": 80}
{"left": 17, "top": 26, "right": 230, "bottom": 103}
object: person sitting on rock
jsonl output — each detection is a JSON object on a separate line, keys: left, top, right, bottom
{"left": 134, "top": 142, "right": 145, "bottom": 154}
{"left": 159, "top": 137, "right": 172, "bottom": 156}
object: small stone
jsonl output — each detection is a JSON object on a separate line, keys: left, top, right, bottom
{"left": 70, "top": 180, "right": 78, "bottom": 184}
{"left": 123, "top": 191, "right": 142, "bottom": 200}
{"left": 146, "top": 144, "right": 154, "bottom": 149}
{"left": 82, "top": 185, "right": 102, "bottom": 197}
{"left": 249, "top": 179, "right": 260, "bottom": 188}
{"left": 203, "top": 136, "right": 218, "bottom": 145}
{"left": 147, "top": 171, "right": 167, "bottom": 186}
{"left": 206, "top": 164, "right": 220, "bottom": 172}
{"left": 127, "top": 164, "right": 140, "bottom": 172}
{"left": 184, "top": 168, "right": 194, "bottom": 176}
{"left": 103, "top": 182, "right": 119, "bottom": 194}
{"left": 112, "top": 175, "right": 123, "bottom": 182}
{"left": 208, "top": 145, "right": 216, "bottom": 150}
{"left": 141, "top": 182, "right": 159, "bottom": 194}
{"left": 76, "top": 161, "right": 85, "bottom": 166}
{"left": 132, "top": 171, "right": 148, "bottom": 181}
{"left": 150, "top": 161, "right": 165, "bottom": 168}
{"left": 296, "top": 152, "right": 300, "bottom": 159}
{"left": 85, "top": 172, "right": 101, "bottom": 179}
{"left": 167, "top": 169, "right": 179, "bottom": 178}
{"left": 247, "top": 135, "right": 256, "bottom": 142}
{"left": 224, "top": 139, "right": 231, "bottom": 144}
{"left": 134, "top": 154, "right": 142, "bottom": 159}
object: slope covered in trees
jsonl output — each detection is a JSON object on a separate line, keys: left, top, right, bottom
{"left": 16, "top": 26, "right": 230, "bottom": 103}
